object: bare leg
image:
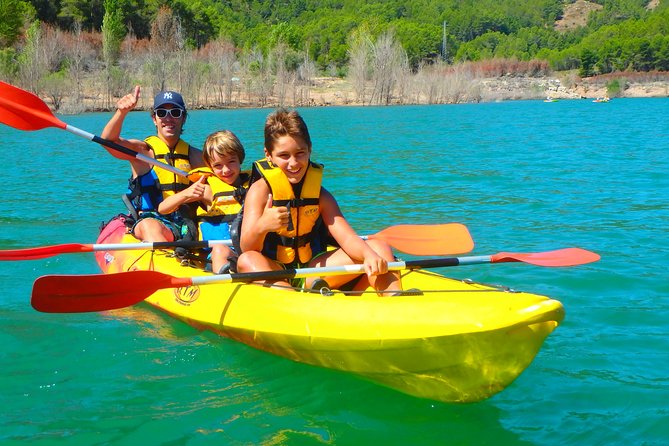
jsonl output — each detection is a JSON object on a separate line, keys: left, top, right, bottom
{"left": 236, "top": 251, "right": 290, "bottom": 287}
{"left": 133, "top": 218, "right": 173, "bottom": 242}
{"left": 211, "top": 244, "right": 235, "bottom": 274}
{"left": 309, "top": 239, "right": 402, "bottom": 296}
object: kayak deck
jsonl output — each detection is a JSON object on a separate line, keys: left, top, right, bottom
{"left": 95, "top": 225, "right": 564, "bottom": 403}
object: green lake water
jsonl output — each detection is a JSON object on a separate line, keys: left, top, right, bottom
{"left": 1, "top": 98, "right": 667, "bottom": 445}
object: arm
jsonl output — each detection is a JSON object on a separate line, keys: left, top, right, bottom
{"left": 101, "top": 85, "right": 153, "bottom": 176}
{"left": 239, "top": 180, "right": 289, "bottom": 253}
{"left": 321, "top": 188, "right": 389, "bottom": 275}
{"left": 157, "top": 175, "right": 209, "bottom": 215}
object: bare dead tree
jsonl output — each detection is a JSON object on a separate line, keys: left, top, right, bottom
{"left": 272, "top": 42, "right": 289, "bottom": 107}
{"left": 289, "top": 70, "right": 299, "bottom": 106}
{"left": 236, "top": 46, "right": 272, "bottom": 107}
{"left": 370, "top": 29, "right": 407, "bottom": 105}
{"left": 250, "top": 47, "right": 273, "bottom": 106}
{"left": 442, "top": 63, "right": 478, "bottom": 104}
{"left": 148, "top": 6, "right": 182, "bottom": 93}
{"left": 237, "top": 50, "right": 255, "bottom": 106}
{"left": 413, "top": 62, "right": 437, "bottom": 104}
{"left": 177, "top": 48, "right": 205, "bottom": 107}
{"left": 297, "top": 49, "right": 316, "bottom": 106}
{"left": 394, "top": 52, "right": 411, "bottom": 104}
{"left": 41, "top": 25, "right": 67, "bottom": 75}
{"left": 42, "top": 71, "right": 72, "bottom": 111}
{"left": 210, "top": 38, "right": 238, "bottom": 106}
{"left": 347, "top": 28, "right": 373, "bottom": 104}
{"left": 64, "top": 22, "right": 95, "bottom": 107}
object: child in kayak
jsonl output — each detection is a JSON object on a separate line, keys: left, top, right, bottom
{"left": 159, "top": 130, "right": 249, "bottom": 274}
{"left": 101, "top": 86, "right": 205, "bottom": 242}
{"left": 237, "top": 108, "right": 403, "bottom": 295}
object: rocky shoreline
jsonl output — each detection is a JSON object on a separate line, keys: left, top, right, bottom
{"left": 307, "top": 75, "right": 669, "bottom": 107}
{"left": 479, "top": 75, "right": 669, "bottom": 101}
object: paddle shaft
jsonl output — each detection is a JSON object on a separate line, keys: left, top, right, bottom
{"left": 30, "top": 248, "right": 599, "bottom": 312}
{"left": 60, "top": 251, "right": 591, "bottom": 289}
{"left": 184, "top": 255, "right": 535, "bottom": 286}
{"left": 189, "top": 258, "right": 491, "bottom": 286}
{"left": 0, "top": 81, "right": 186, "bottom": 177}
{"left": 68, "top": 125, "right": 187, "bottom": 177}
{"left": 2, "top": 223, "right": 474, "bottom": 260}
{"left": 55, "top": 235, "right": 412, "bottom": 253}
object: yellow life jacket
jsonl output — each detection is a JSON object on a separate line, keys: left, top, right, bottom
{"left": 253, "top": 158, "right": 323, "bottom": 265}
{"left": 190, "top": 167, "right": 250, "bottom": 242}
{"left": 145, "top": 135, "right": 192, "bottom": 199}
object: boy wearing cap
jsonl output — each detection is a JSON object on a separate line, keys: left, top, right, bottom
{"left": 101, "top": 85, "right": 205, "bottom": 242}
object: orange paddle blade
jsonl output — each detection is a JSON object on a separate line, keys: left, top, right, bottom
{"left": 0, "top": 81, "right": 66, "bottom": 131}
{"left": 369, "top": 223, "right": 474, "bottom": 255}
{"left": 491, "top": 248, "right": 601, "bottom": 267}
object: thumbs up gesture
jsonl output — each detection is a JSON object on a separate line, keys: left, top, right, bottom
{"left": 260, "top": 194, "right": 290, "bottom": 232}
{"left": 117, "top": 85, "right": 141, "bottom": 113}
{"left": 183, "top": 174, "right": 207, "bottom": 202}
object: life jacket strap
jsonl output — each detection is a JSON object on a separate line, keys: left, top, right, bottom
{"left": 157, "top": 183, "right": 189, "bottom": 192}
{"left": 155, "top": 152, "right": 189, "bottom": 163}
{"left": 273, "top": 232, "right": 312, "bottom": 248}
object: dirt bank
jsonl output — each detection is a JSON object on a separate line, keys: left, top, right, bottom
{"left": 306, "top": 75, "right": 669, "bottom": 107}
{"left": 56, "top": 73, "right": 669, "bottom": 113}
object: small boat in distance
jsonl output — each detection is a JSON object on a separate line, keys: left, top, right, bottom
{"left": 544, "top": 96, "right": 558, "bottom": 103}
{"left": 593, "top": 96, "right": 610, "bottom": 103}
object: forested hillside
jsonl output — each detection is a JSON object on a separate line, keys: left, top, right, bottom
{"left": 1, "top": 0, "right": 668, "bottom": 109}
{"left": 5, "top": 0, "right": 668, "bottom": 70}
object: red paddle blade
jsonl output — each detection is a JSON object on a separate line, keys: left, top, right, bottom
{"left": 0, "top": 243, "right": 93, "bottom": 261}
{"left": 370, "top": 223, "right": 474, "bottom": 256}
{"left": 0, "top": 81, "right": 65, "bottom": 131}
{"left": 31, "top": 271, "right": 191, "bottom": 313}
{"left": 491, "top": 248, "right": 600, "bottom": 267}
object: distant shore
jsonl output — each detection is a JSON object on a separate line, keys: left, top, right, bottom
{"left": 56, "top": 73, "right": 669, "bottom": 113}
{"left": 304, "top": 75, "right": 669, "bottom": 107}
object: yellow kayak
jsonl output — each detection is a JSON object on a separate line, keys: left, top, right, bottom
{"left": 90, "top": 220, "right": 565, "bottom": 404}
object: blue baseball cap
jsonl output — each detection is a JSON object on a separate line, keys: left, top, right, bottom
{"left": 153, "top": 91, "right": 186, "bottom": 110}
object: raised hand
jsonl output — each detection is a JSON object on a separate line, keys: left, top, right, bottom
{"left": 117, "top": 85, "right": 141, "bottom": 113}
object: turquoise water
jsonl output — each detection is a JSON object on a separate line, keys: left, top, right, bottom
{"left": 1, "top": 98, "right": 667, "bottom": 445}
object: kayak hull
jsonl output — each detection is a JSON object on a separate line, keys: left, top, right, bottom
{"left": 95, "top": 220, "right": 564, "bottom": 403}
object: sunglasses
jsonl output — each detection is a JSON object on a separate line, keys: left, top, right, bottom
{"left": 154, "top": 108, "right": 184, "bottom": 118}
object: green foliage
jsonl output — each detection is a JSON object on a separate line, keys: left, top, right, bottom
{"left": 171, "top": 0, "right": 216, "bottom": 48}
{"left": 58, "top": 0, "right": 105, "bottom": 31}
{"left": 393, "top": 21, "right": 441, "bottom": 66}
{"left": 455, "top": 26, "right": 565, "bottom": 62}
{"left": 0, "top": 47, "right": 18, "bottom": 80}
{"left": 587, "top": 0, "right": 649, "bottom": 28}
{"left": 102, "top": 0, "right": 126, "bottom": 66}
{"left": 579, "top": 48, "right": 598, "bottom": 76}
{"left": 606, "top": 78, "right": 624, "bottom": 96}
{"left": 0, "top": 0, "right": 34, "bottom": 47}
{"left": 15, "top": 0, "right": 669, "bottom": 75}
